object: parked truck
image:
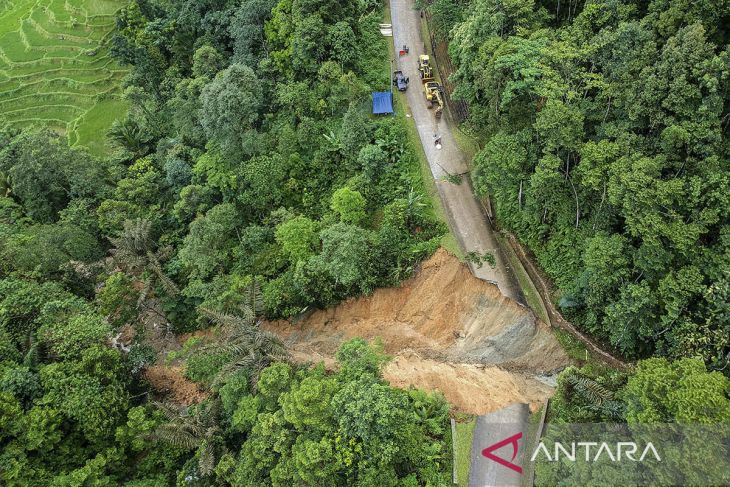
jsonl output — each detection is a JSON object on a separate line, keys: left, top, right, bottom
{"left": 393, "top": 70, "right": 409, "bottom": 91}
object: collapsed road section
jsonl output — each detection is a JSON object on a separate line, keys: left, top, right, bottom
{"left": 265, "top": 249, "right": 569, "bottom": 415}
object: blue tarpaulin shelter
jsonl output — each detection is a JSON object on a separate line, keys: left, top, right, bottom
{"left": 372, "top": 92, "right": 393, "bottom": 114}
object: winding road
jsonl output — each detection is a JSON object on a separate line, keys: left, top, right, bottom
{"left": 388, "top": 1, "right": 530, "bottom": 485}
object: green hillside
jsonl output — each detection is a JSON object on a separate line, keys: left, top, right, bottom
{"left": 0, "top": 0, "right": 127, "bottom": 155}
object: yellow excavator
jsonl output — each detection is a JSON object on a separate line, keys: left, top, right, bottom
{"left": 424, "top": 81, "right": 444, "bottom": 119}
{"left": 418, "top": 54, "right": 433, "bottom": 81}
{"left": 418, "top": 55, "right": 443, "bottom": 118}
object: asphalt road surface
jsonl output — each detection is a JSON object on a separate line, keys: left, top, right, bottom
{"left": 387, "top": 3, "right": 531, "bottom": 486}
{"left": 469, "top": 403, "right": 530, "bottom": 487}
{"left": 389, "top": 0, "right": 522, "bottom": 303}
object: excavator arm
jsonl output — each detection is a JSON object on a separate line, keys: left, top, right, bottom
{"left": 424, "top": 82, "right": 445, "bottom": 119}
{"left": 433, "top": 89, "right": 444, "bottom": 119}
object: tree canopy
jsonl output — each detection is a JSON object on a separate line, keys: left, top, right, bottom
{"left": 0, "top": 0, "right": 451, "bottom": 483}
{"left": 438, "top": 0, "right": 730, "bottom": 363}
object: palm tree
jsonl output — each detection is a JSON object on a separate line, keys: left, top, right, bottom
{"left": 199, "top": 306, "right": 288, "bottom": 391}
{"left": 151, "top": 282, "right": 288, "bottom": 477}
{"left": 199, "top": 280, "right": 288, "bottom": 390}
{"left": 564, "top": 373, "right": 625, "bottom": 420}
{"left": 109, "top": 219, "right": 179, "bottom": 306}
{"left": 150, "top": 400, "right": 222, "bottom": 477}
{"left": 108, "top": 118, "right": 150, "bottom": 157}
{"left": 151, "top": 282, "right": 287, "bottom": 475}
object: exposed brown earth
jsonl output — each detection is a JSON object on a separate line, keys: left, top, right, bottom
{"left": 138, "top": 249, "right": 569, "bottom": 413}
{"left": 143, "top": 365, "right": 208, "bottom": 406}
{"left": 265, "top": 248, "right": 569, "bottom": 415}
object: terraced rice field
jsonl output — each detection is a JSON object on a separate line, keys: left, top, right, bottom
{"left": 0, "top": 0, "right": 128, "bottom": 155}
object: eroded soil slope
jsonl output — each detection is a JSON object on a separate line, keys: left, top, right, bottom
{"left": 265, "top": 249, "right": 569, "bottom": 414}
{"left": 143, "top": 365, "right": 208, "bottom": 406}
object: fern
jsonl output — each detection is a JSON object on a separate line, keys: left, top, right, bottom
{"left": 245, "top": 278, "right": 264, "bottom": 317}
{"left": 198, "top": 440, "right": 216, "bottom": 476}
{"left": 565, "top": 373, "right": 626, "bottom": 420}
{"left": 152, "top": 424, "right": 202, "bottom": 450}
{"left": 199, "top": 307, "right": 254, "bottom": 330}
{"left": 586, "top": 401, "right": 625, "bottom": 420}
{"left": 147, "top": 253, "right": 180, "bottom": 296}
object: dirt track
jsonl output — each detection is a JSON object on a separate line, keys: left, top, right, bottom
{"left": 265, "top": 249, "right": 568, "bottom": 414}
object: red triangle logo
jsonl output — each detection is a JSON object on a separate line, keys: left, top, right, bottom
{"left": 481, "top": 432, "right": 523, "bottom": 474}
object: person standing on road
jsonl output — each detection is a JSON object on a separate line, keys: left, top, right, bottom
{"left": 433, "top": 133, "right": 442, "bottom": 148}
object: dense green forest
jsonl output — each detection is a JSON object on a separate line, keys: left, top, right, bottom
{"left": 0, "top": 0, "right": 455, "bottom": 484}
{"left": 2, "top": 0, "right": 730, "bottom": 484}
{"left": 106, "top": 0, "right": 445, "bottom": 321}
{"left": 422, "top": 0, "right": 730, "bottom": 443}
{"left": 425, "top": 0, "right": 730, "bottom": 364}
